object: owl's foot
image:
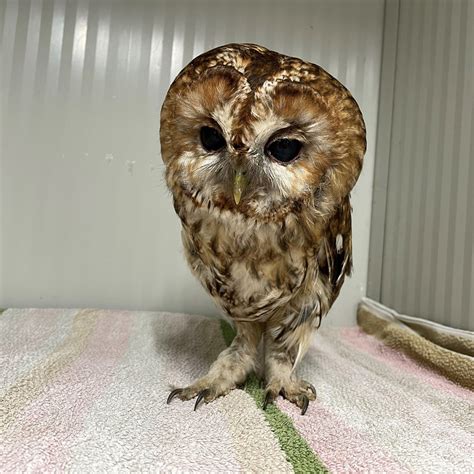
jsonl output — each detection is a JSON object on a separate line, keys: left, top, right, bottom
{"left": 263, "top": 331, "right": 316, "bottom": 415}
{"left": 263, "top": 377, "right": 316, "bottom": 415}
{"left": 166, "top": 320, "right": 263, "bottom": 411}
{"left": 167, "top": 375, "right": 240, "bottom": 410}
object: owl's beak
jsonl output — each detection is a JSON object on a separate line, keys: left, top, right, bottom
{"left": 233, "top": 168, "right": 247, "bottom": 205}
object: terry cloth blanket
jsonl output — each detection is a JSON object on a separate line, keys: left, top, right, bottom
{"left": 0, "top": 306, "right": 473, "bottom": 473}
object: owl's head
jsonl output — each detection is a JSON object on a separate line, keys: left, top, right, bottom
{"left": 160, "top": 43, "right": 366, "bottom": 222}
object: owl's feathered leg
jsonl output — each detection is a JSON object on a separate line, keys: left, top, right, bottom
{"left": 262, "top": 330, "right": 316, "bottom": 415}
{"left": 167, "top": 321, "right": 262, "bottom": 410}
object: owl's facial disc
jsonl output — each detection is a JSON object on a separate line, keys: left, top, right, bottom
{"left": 191, "top": 116, "right": 311, "bottom": 208}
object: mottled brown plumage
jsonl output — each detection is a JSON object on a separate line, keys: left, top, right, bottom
{"left": 160, "top": 43, "right": 366, "bottom": 413}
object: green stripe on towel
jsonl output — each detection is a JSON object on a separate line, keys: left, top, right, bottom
{"left": 220, "top": 320, "right": 328, "bottom": 474}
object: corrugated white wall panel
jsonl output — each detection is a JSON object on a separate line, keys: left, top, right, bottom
{"left": 0, "top": 0, "right": 383, "bottom": 324}
{"left": 375, "top": 0, "right": 474, "bottom": 330}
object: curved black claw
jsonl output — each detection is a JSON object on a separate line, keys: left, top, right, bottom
{"left": 307, "top": 383, "right": 317, "bottom": 397}
{"left": 301, "top": 395, "right": 309, "bottom": 415}
{"left": 194, "top": 389, "right": 210, "bottom": 411}
{"left": 263, "top": 391, "right": 275, "bottom": 411}
{"left": 167, "top": 388, "right": 183, "bottom": 405}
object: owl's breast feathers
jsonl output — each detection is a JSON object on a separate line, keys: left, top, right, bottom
{"left": 176, "top": 190, "right": 352, "bottom": 344}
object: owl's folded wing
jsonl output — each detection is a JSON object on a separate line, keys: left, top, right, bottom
{"left": 317, "top": 195, "right": 353, "bottom": 305}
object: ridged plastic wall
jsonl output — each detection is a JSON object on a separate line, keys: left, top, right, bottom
{"left": 374, "top": 0, "right": 474, "bottom": 330}
{"left": 0, "top": 0, "right": 383, "bottom": 323}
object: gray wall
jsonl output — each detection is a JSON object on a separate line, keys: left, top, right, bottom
{"left": 1, "top": 0, "right": 384, "bottom": 324}
{"left": 369, "top": 0, "right": 474, "bottom": 330}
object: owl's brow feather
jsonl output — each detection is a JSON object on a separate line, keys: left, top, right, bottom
{"left": 195, "top": 152, "right": 229, "bottom": 176}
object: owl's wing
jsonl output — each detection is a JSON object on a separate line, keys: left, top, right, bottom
{"left": 317, "top": 195, "right": 353, "bottom": 306}
{"left": 274, "top": 196, "right": 353, "bottom": 342}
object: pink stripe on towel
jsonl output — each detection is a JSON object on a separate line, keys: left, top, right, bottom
{"left": 1, "top": 310, "right": 133, "bottom": 472}
{"left": 0, "top": 308, "right": 66, "bottom": 355}
{"left": 277, "top": 399, "right": 408, "bottom": 473}
{"left": 70, "top": 312, "right": 245, "bottom": 473}
{"left": 340, "top": 327, "right": 474, "bottom": 401}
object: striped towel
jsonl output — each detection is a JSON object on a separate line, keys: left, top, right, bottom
{"left": 0, "top": 306, "right": 472, "bottom": 472}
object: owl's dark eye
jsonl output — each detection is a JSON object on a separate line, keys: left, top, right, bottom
{"left": 266, "top": 139, "right": 302, "bottom": 164}
{"left": 200, "top": 126, "right": 226, "bottom": 152}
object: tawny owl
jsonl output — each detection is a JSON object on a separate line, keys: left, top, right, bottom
{"left": 160, "top": 43, "right": 365, "bottom": 414}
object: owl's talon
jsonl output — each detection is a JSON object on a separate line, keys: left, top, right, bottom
{"left": 167, "top": 388, "right": 183, "bottom": 404}
{"left": 194, "top": 389, "right": 210, "bottom": 411}
{"left": 307, "top": 382, "right": 317, "bottom": 397}
{"left": 263, "top": 391, "right": 275, "bottom": 410}
{"left": 301, "top": 395, "right": 309, "bottom": 415}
